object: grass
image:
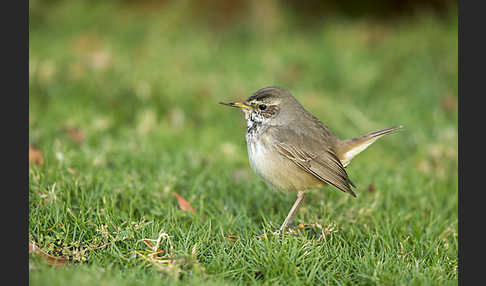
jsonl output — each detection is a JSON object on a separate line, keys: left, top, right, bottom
{"left": 29, "top": 2, "right": 457, "bottom": 285}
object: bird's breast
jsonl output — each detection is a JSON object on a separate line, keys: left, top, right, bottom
{"left": 246, "top": 128, "right": 324, "bottom": 192}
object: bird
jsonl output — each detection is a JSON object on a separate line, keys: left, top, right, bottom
{"left": 220, "top": 86, "right": 402, "bottom": 233}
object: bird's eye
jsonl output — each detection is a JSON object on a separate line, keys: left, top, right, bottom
{"left": 258, "top": 104, "right": 267, "bottom": 111}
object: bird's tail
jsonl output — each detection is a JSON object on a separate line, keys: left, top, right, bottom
{"left": 335, "top": 125, "right": 403, "bottom": 167}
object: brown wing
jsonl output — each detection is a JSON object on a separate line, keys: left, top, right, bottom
{"left": 271, "top": 127, "right": 357, "bottom": 197}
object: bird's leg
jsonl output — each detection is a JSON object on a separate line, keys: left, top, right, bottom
{"left": 278, "top": 191, "right": 306, "bottom": 233}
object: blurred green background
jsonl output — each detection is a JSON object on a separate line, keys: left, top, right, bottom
{"left": 29, "top": 1, "right": 457, "bottom": 285}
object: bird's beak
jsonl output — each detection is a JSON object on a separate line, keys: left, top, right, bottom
{"left": 219, "top": 102, "right": 254, "bottom": 110}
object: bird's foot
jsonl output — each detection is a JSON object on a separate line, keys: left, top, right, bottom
{"left": 274, "top": 223, "right": 306, "bottom": 236}
{"left": 278, "top": 223, "right": 315, "bottom": 234}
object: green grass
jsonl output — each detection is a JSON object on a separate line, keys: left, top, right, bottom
{"left": 29, "top": 2, "right": 457, "bottom": 285}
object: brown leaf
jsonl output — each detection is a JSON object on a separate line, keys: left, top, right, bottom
{"left": 172, "top": 192, "right": 195, "bottom": 214}
{"left": 367, "top": 181, "right": 376, "bottom": 193}
{"left": 29, "top": 144, "right": 44, "bottom": 166}
{"left": 66, "top": 127, "right": 84, "bottom": 144}
{"left": 29, "top": 242, "right": 66, "bottom": 266}
{"left": 440, "top": 94, "right": 457, "bottom": 113}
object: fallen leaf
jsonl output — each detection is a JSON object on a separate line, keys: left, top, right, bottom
{"left": 29, "top": 242, "right": 66, "bottom": 266}
{"left": 29, "top": 144, "right": 43, "bottom": 166}
{"left": 440, "top": 94, "right": 458, "bottom": 113}
{"left": 367, "top": 181, "right": 376, "bottom": 193}
{"left": 66, "top": 127, "right": 84, "bottom": 144}
{"left": 172, "top": 192, "right": 195, "bottom": 214}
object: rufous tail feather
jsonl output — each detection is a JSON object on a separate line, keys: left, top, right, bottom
{"left": 336, "top": 125, "right": 403, "bottom": 167}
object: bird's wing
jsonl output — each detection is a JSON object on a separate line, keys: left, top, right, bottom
{"left": 271, "top": 127, "right": 357, "bottom": 197}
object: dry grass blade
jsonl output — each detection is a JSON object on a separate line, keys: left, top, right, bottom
{"left": 172, "top": 192, "right": 195, "bottom": 214}
{"left": 136, "top": 231, "right": 184, "bottom": 278}
{"left": 219, "top": 227, "right": 240, "bottom": 243}
{"left": 29, "top": 242, "right": 67, "bottom": 266}
{"left": 143, "top": 239, "right": 154, "bottom": 249}
{"left": 225, "top": 234, "right": 240, "bottom": 242}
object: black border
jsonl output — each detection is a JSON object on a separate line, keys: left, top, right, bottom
{"left": 4, "top": 0, "right": 29, "bottom": 283}
{"left": 458, "top": 0, "right": 483, "bottom": 285}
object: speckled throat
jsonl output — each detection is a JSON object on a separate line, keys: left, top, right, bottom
{"left": 245, "top": 110, "right": 266, "bottom": 139}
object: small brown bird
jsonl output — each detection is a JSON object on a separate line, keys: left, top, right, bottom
{"left": 221, "top": 86, "right": 402, "bottom": 233}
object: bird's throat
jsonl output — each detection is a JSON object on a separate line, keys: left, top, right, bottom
{"left": 245, "top": 112, "right": 265, "bottom": 137}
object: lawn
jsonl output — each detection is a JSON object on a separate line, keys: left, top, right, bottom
{"left": 29, "top": 2, "right": 458, "bottom": 285}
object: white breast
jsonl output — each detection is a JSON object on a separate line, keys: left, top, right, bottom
{"left": 244, "top": 116, "right": 320, "bottom": 192}
{"left": 245, "top": 125, "right": 325, "bottom": 192}
{"left": 246, "top": 130, "right": 293, "bottom": 191}
{"left": 246, "top": 133, "right": 266, "bottom": 177}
